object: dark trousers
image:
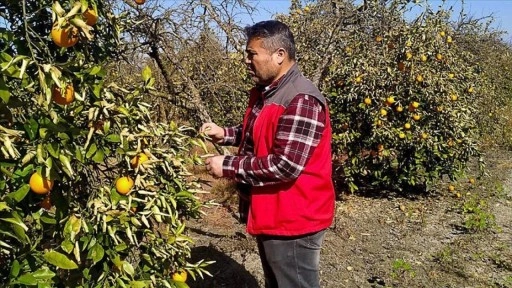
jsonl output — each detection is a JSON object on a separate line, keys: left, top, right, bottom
{"left": 256, "top": 230, "right": 326, "bottom": 288}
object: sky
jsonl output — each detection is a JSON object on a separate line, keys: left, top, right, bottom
{"left": 246, "top": 0, "right": 512, "bottom": 42}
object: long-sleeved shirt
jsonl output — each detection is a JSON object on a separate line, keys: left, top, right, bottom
{"left": 221, "top": 80, "right": 326, "bottom": 187}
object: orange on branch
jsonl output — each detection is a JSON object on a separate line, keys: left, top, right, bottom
{"left": 29, "top": 172, "right": 54, "bottom": 194}
{"left": 83, "top": 8, "right": 98, "bottom": 26}
{"left": 52, "top": 84, "right": 75, "bottom": 105}
{"left": 172, "top": 270, "right": 187, "bottom": 282}
{"left": 116, "top": 176, "right": 134, "bottom": 195}
{"left": 130, "top": 153, "right": 149, "bottom": 168}
{"left": 51, "top": 24, "right": 79, "bottom": 48}
{"left": 134, "top": 0, "right": 146, "bottom": 4}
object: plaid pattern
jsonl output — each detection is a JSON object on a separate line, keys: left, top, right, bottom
{"left": 222, "top": 92, "right": 326, "bottom": 186}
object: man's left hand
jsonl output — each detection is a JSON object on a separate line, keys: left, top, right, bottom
{"left": 205, "top": 155, "right": 225, "bottom": 178}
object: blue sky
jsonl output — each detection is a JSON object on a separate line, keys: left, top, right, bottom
{"left": 247, "top": 0, "right": 512, "bottom": 42}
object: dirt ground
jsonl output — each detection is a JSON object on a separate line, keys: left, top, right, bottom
{"left": 186, "top": 150, "right": 512, "bottom": 288}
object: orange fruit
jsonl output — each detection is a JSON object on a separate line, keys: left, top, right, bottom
{"left": 420, "top": 54, "right": 427, "bottom": 62}
{"left": 375, "top": 35, "right": 383, "bottom": 42}
{"left": 130, "top": 153, "right": 149, "bottom": 168}
{"left": 355, "top": 76, "right": 362, "bottom": 84}
{"left": 448, "top": 185, "right": 455, "bottom": 192}
{"left": 412, "top": 114, "right": 421, "bottom": 121}
{"left": 52, "top": 84, "right": 75, "bottom": 105}
{"left": 134, "top": 0, "right": 146, "bottom": 4}
{"left": 439, "top": 31, "right": 446, "bottom": 37}
{"left": 380, "top": 108, "right": 387, "bottom": 117}
{"left": 406, "top": 51, "right": 413, "bottom": 60}
{"left": 29, "top": 172, "right": 54, "bottom": 194}
{"left": 404, "top": 123, "right": 411, "bottom": 129}
{"left": 172, "top": 270, "right": 187, "bottom": 282}
{"left": 450, "top": 94, "right": 458, "bottom": 101}
{"left": 446, "top": 36, "right": 453, "bottom": 43}
{"left": 399, "top": 132, "right": 406, "bottom": 139}
{"left": 436, "top": 106, "right": 444, "bottom": 112}
{"left": 448, "top": 73, "right": 455, "bottom": 79}
{"left": 395, "top": 105, "right": 403, "bottom": 112}
{"left": 377, "top": 144, "right": 384, "bottom": 152}
{"left": 421, "top": 132, "right": 428, "bottom": 139}
{"left": 83, "top": 7, "right": 98, "bottom": 26}
{"left": 468, "top": 87, "right": 474, "bottom": 93}
{"left": 116, "top": 176, "right": 134, "bottom": 195}
{"left": 364, "top": 98, "right": 371, "bottom": 105}
{"left": 469, "top": 178, "right": 475, "bottom": 184}
{"left": 415, "top": 74, "right": 423, "bottom": 83}
{"left": 51, "top": 24, "right": 79, "bottom": 48}
{"left": 385, "top": 96, "right": 395, "bottom": 106}
{"left": 436, "top": 53, "right": 443, "bottom": 61}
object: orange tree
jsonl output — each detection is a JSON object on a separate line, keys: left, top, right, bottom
{"left": 0, "top": 0, "right": 211, "bottom": 286}
{"left": 280, "top": 0, "right": 487, "bottom": 192}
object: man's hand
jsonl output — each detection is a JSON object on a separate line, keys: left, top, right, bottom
{"left": 205, "top": 155, "right": 225, "bottom": 178}
{"left": 200, "top": 122, "right": 225, "bottom": 144}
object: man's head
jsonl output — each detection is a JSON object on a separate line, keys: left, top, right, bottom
{"left": 244, "top": 20, "right": 296, "bottom": 86}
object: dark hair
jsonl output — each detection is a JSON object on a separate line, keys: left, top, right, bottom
{"left": 244, "top": 20, "right": 296, "bottom": 60}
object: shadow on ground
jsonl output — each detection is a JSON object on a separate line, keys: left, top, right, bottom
{"left": 188, "top": 245, "right": 260, "bottom": 288}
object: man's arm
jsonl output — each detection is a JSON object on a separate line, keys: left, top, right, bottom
{"left": 223, "top": 124, "right": 243, "bottom": 147}
{"left": 222, "top": 94, "right": 325, "bottom": 186}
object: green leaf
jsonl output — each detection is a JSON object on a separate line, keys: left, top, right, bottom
{"left": 105, "top": 134, "right": 121, "bottom": 143}
{"left": 32, "top": 267, "right": 56, "bottom": 280}
{"left": 10, "top": 259, "right": 20, "bottom": 278}
{"left": 43, "top": 250, "right": 78, "bottom": 269}
{"left": 61, "top": 239, "right": 74, "bottom": 254}
{"left": 6, "top": 184, "right": 30, "bottom": 202}
{"left": 130, "top": 281, "right": 147, "bottom": 288}
{"left": 0, "top": 202, "right": 10, "bottom": 212}
{"left": 24, "top": 118, "right": 38, "bottom": 141}
{"left": 122, "top": 261, "right": 135, "bottom": 277}
{"left": 115, "top": 243, "right": 128, "bottom": 252}
{"left": 89, "top": 66, "right": 103, "bottom": 76}
{"left": 11, "top": 223, "right": 30, "bottom": 244}
{"left": 92, "top": 149, "right": 105, "bottom": 163}
{"left": 88, "top": 243, "right": 104, "bottom": 264}
{"left": 86, "top": 143, "right": 97, "bottom": 158}
{"left": 40, "top": 215, "right": 56, "bottom": 224}
{"left": 1, "top": 217, "right": 28, "bottom": 230}
{"left": 46, "top": 143, "right": 60, "bottom": 159}
{"left": 0, "top": 76, "right": 9, "bottom": 103}
{"left": 16, "top": 273, "right": 37, "bottom": 286}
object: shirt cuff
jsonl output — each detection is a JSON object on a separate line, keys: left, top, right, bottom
{"left": 223, "top": 127, "right": 237, "bottom": 145}
{"left": 222, "top": 155, "right": 238, "bottom": 178}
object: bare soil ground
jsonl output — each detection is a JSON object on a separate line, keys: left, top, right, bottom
{"left": 186, "top": 150, "right": 512, "bottom": 288}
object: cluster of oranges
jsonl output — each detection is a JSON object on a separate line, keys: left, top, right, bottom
{"left": 28, "top": 152, "right": 149, "bottom": 208}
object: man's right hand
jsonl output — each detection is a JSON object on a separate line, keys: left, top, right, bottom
{"left": 200, "top": 122, "right": 225, "bottom": 143}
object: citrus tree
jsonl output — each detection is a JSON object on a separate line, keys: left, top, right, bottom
{"left": 280, "top": 0, "right": 488, "bottom": 193}
{"left": 0, "top": 0, "right": 211, "bottom": 286}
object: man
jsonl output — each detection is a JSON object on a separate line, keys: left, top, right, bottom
{"left": 201, "top": 20, "right": 335, "bottom": 288}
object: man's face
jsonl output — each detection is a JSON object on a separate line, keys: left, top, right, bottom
{"left": 245, "top": 38, "right": 280, "bottom": 86}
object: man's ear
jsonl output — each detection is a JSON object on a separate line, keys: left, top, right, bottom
{"left": 275, "top": 48, "right": 286, "bottom": 64}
